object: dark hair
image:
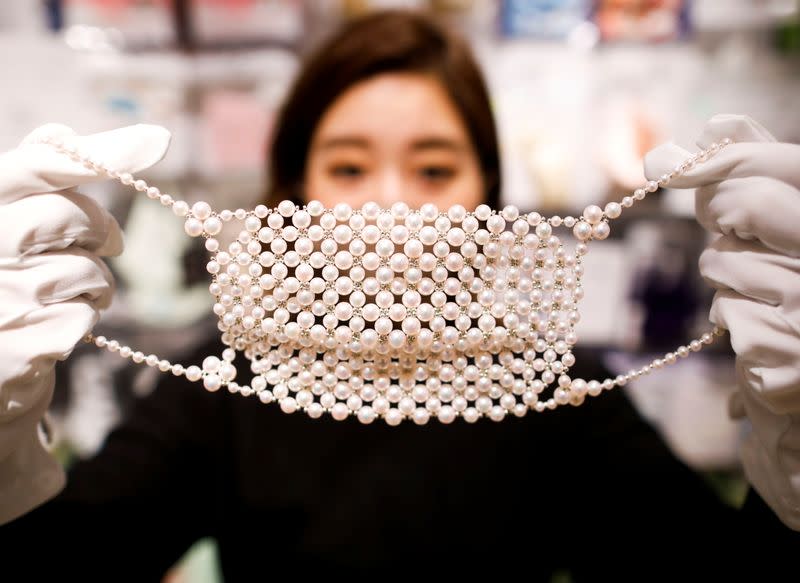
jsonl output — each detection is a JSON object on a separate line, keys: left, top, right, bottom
{"left": 265, "top": 9, "right": 501, "bottom": 209}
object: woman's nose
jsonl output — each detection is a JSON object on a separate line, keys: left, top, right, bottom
{"left": 371, "top": 168, "right": 406, "bottom": 207}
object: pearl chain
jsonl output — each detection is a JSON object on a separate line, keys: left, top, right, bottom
{"left": 36, "top": 134, "right": 732, "bottom": 426}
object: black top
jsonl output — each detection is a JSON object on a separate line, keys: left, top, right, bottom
{"left": 3, "top": 337, "right": 790, "bottom": 581}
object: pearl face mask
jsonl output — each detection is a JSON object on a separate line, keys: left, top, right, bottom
{"left": 37, "top": 136, "right": 730, "bottom": 426}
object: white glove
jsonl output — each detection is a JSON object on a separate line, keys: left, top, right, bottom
{"left": 0, "top": 123, "right": 170, "bottom": 525}
{"left": 645, "top": 114, "right": 800, "bottom": 530}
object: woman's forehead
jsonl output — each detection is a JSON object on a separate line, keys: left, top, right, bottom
{"left": 312, "top": 73, "right": 472, "bottom": 147}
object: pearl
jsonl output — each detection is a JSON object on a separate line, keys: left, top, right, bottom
{"left": 245, "top": 216, "right": 261, "bottom": 232}
{"left": 573, "top": 221, "right": 592, "bottom": 241}
{"left": 204, "top": 374, "right": 222, "bottom": 392}
{"left": 203, "top": 216, "right": 222, "bottom": 235}
{"left": 172, "top": 200, "right": 189, "bottom": 217}
{"left": 219, "top": 363, "right": 237, "bottom": 381}
{"left": 438, "top": 406, "right": 456, "bottom": 424}
{"left": 412, "top": 408, "right": 430, "bottom": 425}
{"left": 203, "top": 356, "right": 221, "bottom": 373}
{"left": 278, "top": 200, "right": 296, "bottom": 216}
{"left": 280, "top": 397, "right": 298, "bottom": 414}
{"left": 184, "top": 218, "right": 203, "bottom": 237}
{"left": 385, "top": 409, "right": 404, "bottom": 426}
{"left": 357, "top": 406, "right": 376, "bottom": 424}
{"left": 185, "top": 366, "right": 202, "bottom": 382}
{"left": 583, "top": 205, "right": 603, "bottom": 225}
{"left": 463, "top": 408, "right": 480, "bottom": 423}
{"left": 331, "top": 403, "right": 350, "bottom": 420}
{"left": 592, "top": 222, "right": 610, "bottom": 240}
{"left": 192, "top": 201, "right": 212, "bottom": 220}
{"left": 604, "top": 202, "right": 621, "bottom": 219}
{"left": 535, "top": 222, "right": 552, "bottom": 238}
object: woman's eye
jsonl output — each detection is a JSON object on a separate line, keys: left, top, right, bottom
{"left": 418, "top": 166, "right": 455, "bottom": 181}
{"left": 330, "top": 164, "right": 364, "bottom": 178}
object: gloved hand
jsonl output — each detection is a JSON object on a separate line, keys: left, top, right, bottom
{"left": 644, "top": 114, "right": 800, "bottom": 530}
{"left": 0, "top": 123, "right": 170, "bottom": 525}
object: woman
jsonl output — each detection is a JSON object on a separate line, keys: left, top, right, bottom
{"left": 1, "top": 9, "right": 795, "bottom": 580}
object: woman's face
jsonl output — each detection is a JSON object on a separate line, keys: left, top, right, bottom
{"left": 305, "top": 73, "right": 485, "bottom": 211}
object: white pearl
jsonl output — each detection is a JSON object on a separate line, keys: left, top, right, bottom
{"left": 572, "top": 221, "right": 592, "bottom": 241}
{"left": 385, "top": 409, "right": 404, "bottom": 426}
{"left": 592, "top": 222, "right": 610, "bottom": 240}
{"left": 438, "top": 406, "right": 456, "bottom": 424}
{"left": 604, "top": 202, "right": 622, "bottom": 219}
{"left": 474, "top": 204, "right": 491, "bottom": 221}
{"left": 219, "top": 363, "right": 237, "bottom": 381}
{"left": 172, "top": 200, "right": 189, "bottom": 216}
{"left": 570, "top": 378, "right": 587, "bottom": 396}
{"left": 202, "top": 356, "right": 221, "bottom": 373}
{"left": 204, "top": 374, "right": 222, "bottom": 392}
{"left": 184, "top": 218, "right": 203, "bottom": 237}
{"left": 535, "top": 222, "right": 552, "bottom": 238}
{"left": 203, "top": 217, "right": 222, "bottom": 236}
{"left": 245, "top": 216, "right": 261, "bottom": 232}
{"left": 185, "top": 366, "right": 202, "bottom": 382}
{"left": 278, "top": 200, "right": 296, "bottom": 216}
{"left": 399, "top": 397, "right": 416, "bottom": 416}
{"left": 446, "top": 228, "right": 465, "bottom": 246}
{"left": 191, "top": 201, "right": 212, "bottom": 220}
{"left": 583, "top": 205, "right": 603, "bottom": 225}
{"left": 489, "top": 406, "right": 506, "bottom": 422}
{"left": 463, "top": 408, "right": 480, "bottom": 423}
{"left": 357, "top": 406, "right": 376, "bottom": 424}
{"left": 587, "top": 380, "right": 602, "bottom": 396}
{"left": 306, "top": 200, "right": 324, "bottom": 216}
{"left": 412, "top": 408, "right": 430, "bottom": 425}
{"left": 391, "top": 201, "right": 409, "bottom": 218}
{"left": 331, "top": 402, "right": 350, "bottom": 420}
{"left": 280, "top": 397, "right": 298, "bottom": 414}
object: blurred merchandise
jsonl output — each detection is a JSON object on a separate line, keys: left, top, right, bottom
{"left": 499, "top": 0, "right": 591, "bottom": 39}
{"left": 593, "top": 0, "right": 690, "bottom": 43}
{"left": 190, "top": 0, "right": 304, "bottom": 48}
{"left": 199, "top": 89, "right": 272, "bottom": 174}
{"left": 64, "top": 0, "right": 175, "bottom": 49}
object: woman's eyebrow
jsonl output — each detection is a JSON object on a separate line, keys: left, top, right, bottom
{"left": 317, "top": 136, "right": 371, "bottom": 150}
{"left": 410, "top": 137, "right": 465, "bottom": 152}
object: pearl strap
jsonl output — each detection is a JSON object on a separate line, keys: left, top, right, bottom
{"left": 36, "top": 135, "right": 732, "bottom": 425}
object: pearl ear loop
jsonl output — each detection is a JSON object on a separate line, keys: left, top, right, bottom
{"left": 36, "top": 136, "right": 732, "bottom": 426}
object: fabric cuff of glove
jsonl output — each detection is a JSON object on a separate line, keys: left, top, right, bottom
{"left": 0, "top": 425, "right": 65, "bottom": 525}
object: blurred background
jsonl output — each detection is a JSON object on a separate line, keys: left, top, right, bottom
{"left": 1, "top": 1, "right": 798, "bottom": 580}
